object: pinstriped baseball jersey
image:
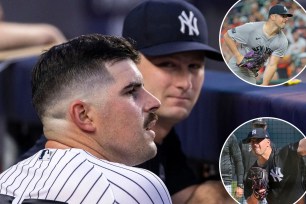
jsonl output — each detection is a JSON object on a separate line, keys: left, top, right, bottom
{"left": 227, "top": 21, "right": 289, "bottom": 84}
{"left": 0, "top": 148, "right": 172, "bottom": 204}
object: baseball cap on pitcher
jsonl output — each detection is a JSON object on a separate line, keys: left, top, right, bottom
{"left": 268, "top": 4, "right": 293, "bottom": 17}
{"left": 243, "top": 128, "right": 270, "bottom": 144}
{"left": 122, "top": 0, "right": 222, "bottom": 61}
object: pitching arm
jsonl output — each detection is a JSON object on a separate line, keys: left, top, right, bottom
{"left": 223, "top": 32, "right": 244, "bottom": 64}
{"left": 261, "top": 55, "right": 280, "bottom": 86}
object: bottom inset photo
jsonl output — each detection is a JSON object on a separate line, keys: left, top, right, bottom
{"left": 219, "top": 117, "right": 306, "bottom": 204}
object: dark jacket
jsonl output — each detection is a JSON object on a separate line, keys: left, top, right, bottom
{"left": 221, "top": 134, "right": 244, "bottom": 186}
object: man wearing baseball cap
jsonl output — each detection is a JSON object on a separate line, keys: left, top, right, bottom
{"left": 122, "top": 0, "right": 222, "bottom": 59}
{"left": 240, "top": 121, "right": 269, "bottom": 203}
{"left": 243, "top": 128, "right": 306, "bottom": 204}
{"left": 242, "top": 128, "right": 270, "bottom": 144}
{"left": 20, "top": 0, "right": 231, "bottom": 203}
{"left": 123, "top": 1, "right": 231, "bottom": 203}
{"left": 224, "top": 4, "right": 293, "bottom": 86}
{"left": 268, "top": 4, "right": 293, "bottom": 17}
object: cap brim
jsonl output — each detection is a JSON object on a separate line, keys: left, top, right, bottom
{"left": 139, "top": 41, "right": 223, "bottom": 61}
{"left": 270, "top": 13, "right": 293, "bottom": 17}
{"left": 282, "top": 13, "right": 293, "bottom": 17}
{"left": 242, "top": 136, "right": 269, "bottom": 144}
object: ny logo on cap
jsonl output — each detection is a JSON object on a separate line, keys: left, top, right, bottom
{"left": 252, "top": 129, "right": 257, "bottom": 135}
{"left": 178, "top": 10, "right": 199, "bottom": 36}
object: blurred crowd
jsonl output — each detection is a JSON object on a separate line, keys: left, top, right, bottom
{"left": 221, "top": 0, "right": 306, "bottom": 82}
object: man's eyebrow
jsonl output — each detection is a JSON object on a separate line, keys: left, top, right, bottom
{"left": 122, "top": 81, "right": 143, "bottom": 91}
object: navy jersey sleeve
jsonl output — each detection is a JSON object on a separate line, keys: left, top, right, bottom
{"left": 277, "top": 141, "right": 299, "bottom": 161}
{"left": 267, "top": 142, "right": 304, "bottom": 204}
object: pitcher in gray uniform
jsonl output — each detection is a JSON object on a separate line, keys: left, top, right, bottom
{"left": 223, "top": 4, "right": 293, "bottom": 86}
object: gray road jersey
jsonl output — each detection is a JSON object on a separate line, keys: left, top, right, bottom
{"left": 227, "top": 21, "right": 288, "bottom": 84}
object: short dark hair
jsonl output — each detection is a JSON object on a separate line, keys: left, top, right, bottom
{"left": 32, "top": 34, "right": 139, "bottom": 118}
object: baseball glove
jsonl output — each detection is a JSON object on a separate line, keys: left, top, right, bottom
{"left": 248, "top": 167, "right": 269, "bottom": 200}
{"left": 237, "top": 48, "right": 267, "bottom": 77}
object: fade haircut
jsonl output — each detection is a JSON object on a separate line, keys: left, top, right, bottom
{"left": 32, "top": 34, "right": 139, "bottom": 118}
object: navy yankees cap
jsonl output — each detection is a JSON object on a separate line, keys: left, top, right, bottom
{"left": 243, "top": 128, "right": 270, "bottom": 144}
{"left": 269, "top": 4, "right": 293, "bottom": 17}
{"left": 122, "top": 0, "right": 222, "bottom": 61}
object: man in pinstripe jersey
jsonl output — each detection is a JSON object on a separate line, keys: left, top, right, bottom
{"left": 0, "top": 34, "right": 171, "bottom": 203}
{"left": 20, "top": 0, "right": 235, "bottom": 203}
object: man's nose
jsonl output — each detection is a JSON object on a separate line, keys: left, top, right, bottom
{"left": 144, "top": 89, "right": 161, "bottom": 112}
{"left": 175, "top": 70, "right": 192, "bottom": 91}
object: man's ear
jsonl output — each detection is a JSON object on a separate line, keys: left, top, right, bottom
{"left": 267, "top": 139, "right": 271, "bottom": 146}
{"left": 69, "top": 100, "right": 96, "bottom": 132}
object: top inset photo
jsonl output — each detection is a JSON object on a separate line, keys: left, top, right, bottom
{"left": 220, "top": 0, "right": 306, "bottom": 87}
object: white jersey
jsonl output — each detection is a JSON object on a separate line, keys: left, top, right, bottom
{"left": 0, "top": 148, "right": 172, "bottom": 204}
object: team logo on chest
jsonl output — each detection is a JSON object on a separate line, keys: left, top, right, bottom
{"left": 270, "top": 167, "right": 283, "bottom": 182}
{"left": 178, "top": 10, "right": 199, "bottom": 36}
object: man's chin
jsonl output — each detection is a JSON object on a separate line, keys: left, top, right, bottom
{"left": 133, "top": 144, "right": 157, "bottom": 166}
{"left": 165, "top": 112, "right": 189, "bottom": 123}
{"left": 145, "top": 143, "right": 158, "bottom": 160}
{"left": 158, "top": 107, "right": 191, "bottom": 121}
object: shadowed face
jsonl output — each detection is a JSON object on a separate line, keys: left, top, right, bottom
{"left": 250, "top": 138, "right": 271, "bottom": 156}
{"left": 271, "top": 14, "right": 290, "bottom": 29}
{"left": 138, "top": 51, "right": 205, "bottom": 124}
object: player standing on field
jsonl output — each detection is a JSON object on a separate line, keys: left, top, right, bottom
{"left": 243, "top": 128, "right": 306, "bottom": 204}
{"left": 223, "top": 4, "right": 292, "bottom": 86}
{"left": 220, "top": 134, "right": 244, "bottom": 199}
{"left": 239, "top": 119, "right": 269, "bottom": 204}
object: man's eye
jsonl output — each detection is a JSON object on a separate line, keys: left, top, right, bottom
{"left": 127, "top": 88, "right": 136, "bottom": 95}
{"left": 157, "top": 62, "right": 176, "bottom": 68}
{"left": 126, "top": 87, "right": 139, "bottom": 99}
{"left": 189, "top": 64, "right": 203, "bottom": 70}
